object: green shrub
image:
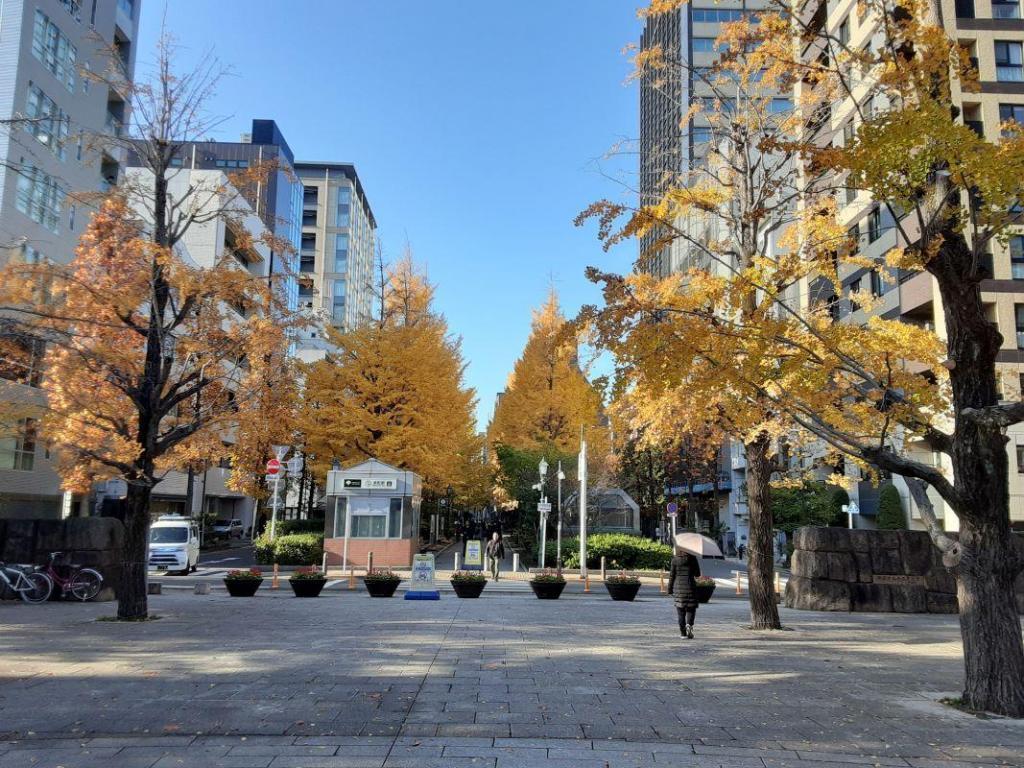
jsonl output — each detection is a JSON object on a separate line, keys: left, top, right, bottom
{"left": 546, "top": 533, "right": 673, "bottom": 570}
{"left": 274, "top": 518, "right": 325, "bottom": 536}
{"left": 876, "top": 484, "right": 906, "bottom": 530}
{"left": 254, "top": 533, "right": 324, "bottom": 565}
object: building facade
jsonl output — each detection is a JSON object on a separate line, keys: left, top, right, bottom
{"left": 0, "top": 0, "right": 141, "bottom": 518}
{"left": 795, "top": 0, "right": 1024, "bottom": 531}
{"left": 293, "top": 161, "right": 376, "bottom": 362}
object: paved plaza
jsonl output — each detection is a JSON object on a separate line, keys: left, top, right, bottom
{"left": 0, "top": 591, "right": 1021, "bottom": 768}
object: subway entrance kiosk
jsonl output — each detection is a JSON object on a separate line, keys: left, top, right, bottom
{"left": 324, "top": 459, "right": 422, "bottom": 568}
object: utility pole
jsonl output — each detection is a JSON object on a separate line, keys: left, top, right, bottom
{"left": 556, "top": 460, "right": 565, "bottom": 571}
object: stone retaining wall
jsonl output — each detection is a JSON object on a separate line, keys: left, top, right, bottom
{"left": 0, "top": 518, "right": 123, "bottom": 601}
{"left": 784, "top": 526, "right": 1024, "bottom": 614}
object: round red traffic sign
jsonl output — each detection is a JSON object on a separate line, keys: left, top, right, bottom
{"left": 266, "top": 458, "right": 282, "bottom": 475}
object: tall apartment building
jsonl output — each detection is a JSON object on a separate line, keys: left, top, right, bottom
{"left": 0, "top": 0, "right": 141, "bottom": 518}
{"left": 639, "top": 1, "right": 771, "bottom": 277}
{"left": 639, "top": 2, "right": 772, "bottom": 546}
{"left": 293, "top": 162, "right": 376, "bottom": 362}
{"left": 794, "top": 0, "right": 1024, "bottom": 532}
{"left": 152, "top": 119, "right": 302, "bottom": 315}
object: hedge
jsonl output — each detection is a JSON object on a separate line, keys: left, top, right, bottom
{"left": 545, "top": 533, "right": 673, "bottom": 570}
{"left": 254, "top": 533, "right": 324, "bottom": 565}
{"left": 273, "top": 518, "right": 325, "bottom": 536}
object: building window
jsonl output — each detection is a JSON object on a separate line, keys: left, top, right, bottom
{"left": 334, "top": 233, "right": 349, "bottom": 273}
{"left": 692, "top": 37, "right": 717, "bottom": 53}
{"left": 838, "top": 17, "right": 851, "bottom": 46}
{"left": 24, "top": 84, "right": 70, "bottom": 160}
{"left": 31, "top": 11, "right": 77, "bottom": 92}
{"left": 388, "top": 498, "right": 403, "bottom": 539}
{"left": 848, "top": 277, "right": 861, "bottom": 313}
{"left": 868, "top": 207, "right": 882, "bottom": 242}
{"left": 1016, "top": 304, "right": 1024, "bottom": 348}
{"left": 118, "top": 0, "right": 135, "bottom": 19}
{"left": 332, "top": 279, "right": 346, "bottom": 324}
{"left": 1000, "top": 103, "right": 1024, "bottom": 136}
{"left": 0, "top": 419, "right": 37, "bottom": 471}
{"left": 59, "top": 0, "right": 82, "bottom": 22}
{"left": 996, "top": 41, "right": 1024, "bottom": 82}
{"left": 769, "top": 98, "right": 792, "bottom": 114}
{"left": 0, "top": 337, "right": 44, "bottom": 388}
{"left": 993, "top": 0, "right": 1021, "bottom": 18}
{"left": 691, "top": 8, "right": 744, "bottom": 23}
{"left": 1011, "top": 236, "right": 1024, "bottom": 279}
{"left": 1017, "top": 445, "right": 1024, "bottom": 473}
{"left": 335, "top": 186, "right": 351, "bottom": 227}
{"left": 16, "top": 165, "right": 62, "bottom": 233}
{"left": 337, "top": 496, "right": 403, "bottom": 538}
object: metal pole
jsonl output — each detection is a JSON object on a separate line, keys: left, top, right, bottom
{"left": 556, "top": 462, "right": 563, "bottom": 570}
{"left": 342, "top": 497, "right": 351, "bottom": 568}
{"left": 539, "top": 502, "right": 547, "bottom": 569}
{"left": 270, "top": 475, "right": 280, "bottom": 540}
{"left": 579, "top": 431, "right": 587, "bottom": 580}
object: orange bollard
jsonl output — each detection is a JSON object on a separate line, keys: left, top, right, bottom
{"left": 272, "top": 563, "right": 280, "bottom": 590}
{"left": 660, "top": 569, "right": 667, "bottom": 594}
{"left": 348, "top": 564, "right": 356, "bottom": 590}
{"left": 584, "top": 572, "right": 591, "bottom": 593}
{"left": 735, "top": 570, "right": 742, "bottom": 595}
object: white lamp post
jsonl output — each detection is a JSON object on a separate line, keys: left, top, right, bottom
{"left": 537, "top": 458, "right": 549, "bottom": 568}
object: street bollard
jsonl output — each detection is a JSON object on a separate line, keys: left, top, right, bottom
{"left": 774, "top": 571, "right": 781, "bottom": 595}
{"left": 348, "top": 564, "right": 356, "bottom": 590}
{"left": 483, "top": 554, "right": 489, "bottom": 575}
{"left": 367, "top": 552, "right": 373, "bottom": 574}
{"left": 660, "top": 569, "right": 667, "bottom": 594}
{"left": 512, "top": 552, "right": 519, "bottom": 573}
{"left": 735, "top": 570, "right": 742, "bottom": 595}
{"left": 194, "top": 582, "right": 210, "bottom": 595}
{"left": 272, "top": 563, "right": 280, "bottom": 590}
{"left": 584, "top": 572, "right": 591, "bottom": 593}
{"left": 600, "top": 556, "right": 606, "bottom": 581}
{"left": 454, "top": 552, "right": 461, "bottom": 571}
{"left": 321, "top": 552, "right": 328, "bottom": 575}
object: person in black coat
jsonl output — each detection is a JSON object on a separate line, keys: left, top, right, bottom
{"left": 667, "top": 551, "right": 701, "bottom": 639}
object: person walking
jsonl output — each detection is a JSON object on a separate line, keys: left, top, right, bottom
{"left": 485, "top": 532, "right": 505, "bottom": 581}
{"left": 667, "top": 547, "right": 702, "bottom": 639}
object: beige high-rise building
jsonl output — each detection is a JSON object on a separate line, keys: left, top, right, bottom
{"left": 794, "top": 0, "right": 1024, "bottom": 530}
{"left": 0, "top": 0, "right": 141, "bottom": 518}
{"left": 293, "top": 162, "right": 376, "bottom": 362}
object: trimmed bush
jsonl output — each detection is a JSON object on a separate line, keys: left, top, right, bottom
{"left": 254, "top": 533, "right": 324, "bottom": 565}
{"left": 546, "top": 533, "right": 673, "bottom": 570}
{"left": 274, "top": 518, "right": 325, "bottom": 536}
{"left": 876, "top": 484, "right": 906, "bottom": 530}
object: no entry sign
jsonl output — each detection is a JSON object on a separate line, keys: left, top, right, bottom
{"left": 266, "top": 458, "right": 283, "bottom": 476}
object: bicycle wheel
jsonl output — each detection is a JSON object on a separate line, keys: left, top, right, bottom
{"left": 69, "top": 568, "right": 103, "bottom": 601}
{"left": 19, "top": 571, "right": 53, "bottom": 604}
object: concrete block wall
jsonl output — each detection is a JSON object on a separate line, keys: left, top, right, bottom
{"left": 785, "top": 526, "right": 1024, "bottom": 614}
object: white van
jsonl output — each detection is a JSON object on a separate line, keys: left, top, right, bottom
{"left": 148, "top": 515, "right": 200, "bottom": 575}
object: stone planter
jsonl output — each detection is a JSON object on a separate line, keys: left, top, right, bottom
{"left": 363, "top": 578, "right": 401, "bottom": 598}
{"left": 224, "top": 579, "right": 262, "bottom": 597}
{"left": 605, "top": 581, "right": 641, "bottom": 601}
{"left": 451, "top": 579, "right": 486, "bottom": 598}
{"left": 695, "top": 582, "right": 716, "bottom": 604}
{"left": 529, "top": 580, "right": 566, "bottom": 600}
{"left": 289, "top": 578, "right": 327, "bottom": 598}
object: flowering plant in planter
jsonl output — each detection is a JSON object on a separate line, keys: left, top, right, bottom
{"left": 450, "top": 570, "right": 486, "bottom": 582}
{"left": 225, "top": 568, "right": 262, "bottom": 581}
{"left": 695, "top": 576, "right": 716, "bottom": 587}
{"left": 364, "top": 568, "right": 401, "bottom": 582}
{"left": 530, "top": 569, "right": 566, "bottom": 584}
{"left": 605, "top": 571, "right": 640, "bottom": 585}
{"left": 289, "top": 567, "right": 325, "bottom": 581}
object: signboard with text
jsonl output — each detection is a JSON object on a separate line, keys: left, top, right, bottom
{"left": 464, "top": 539, "right": 483, "bottom": 570}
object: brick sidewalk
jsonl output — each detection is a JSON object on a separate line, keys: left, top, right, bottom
{"left": 0, "top": 592, "right": 1020, "bottom": 767}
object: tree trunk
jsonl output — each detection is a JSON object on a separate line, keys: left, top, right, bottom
{"left": 745, "top": 434, "right": 781, "bottom": 630}
{"left": 928, "top": 227, "right": 1024, "bottom": 716}
{"left": 117, "top": 483, "right": 153, "bottom": 620}
{"left": 957, "top": 520, "right": 1024, "bottom": 716}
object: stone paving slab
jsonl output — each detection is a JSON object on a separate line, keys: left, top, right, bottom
{"left": 0, "top": 594, "right": 1022, "bottom": 767}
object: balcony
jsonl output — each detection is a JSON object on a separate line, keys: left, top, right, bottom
{"left": 105, "top": 112, "right": 123, "bottom": 137}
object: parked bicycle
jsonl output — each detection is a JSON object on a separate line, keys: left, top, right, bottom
{"left": 38, "top": 552, "right": 103, "bottom": 601}
{"left": 0, "top": 562, "right": 52, "bottom": 604}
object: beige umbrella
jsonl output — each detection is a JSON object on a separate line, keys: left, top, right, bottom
{"left": 674, "top": 532, "right": 723, "bottom": 558}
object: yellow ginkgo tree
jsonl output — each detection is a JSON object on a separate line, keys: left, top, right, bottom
{"left": 580, "top": 0, "right": 1024, "bottom": 715}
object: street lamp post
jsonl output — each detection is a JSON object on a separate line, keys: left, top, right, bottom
{"left": 536, "top": 458, "right": 549, "bottom": 569}
{"left": 556, "top": 461, "right": 565, "bottom": 571}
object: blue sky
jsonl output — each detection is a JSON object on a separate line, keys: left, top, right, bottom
{"left": 138, "top": 1, "right": 641, "bottom": 428}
